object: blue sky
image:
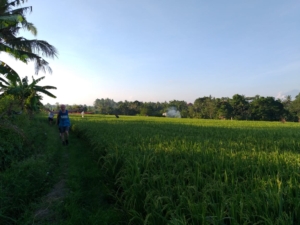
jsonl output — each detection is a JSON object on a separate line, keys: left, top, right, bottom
{"left": 1, "top": 0, "right": 300, "bottom": 105}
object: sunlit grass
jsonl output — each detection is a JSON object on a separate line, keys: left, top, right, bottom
{"left": 70, "top": 115, "right": 300, "bottom": 224}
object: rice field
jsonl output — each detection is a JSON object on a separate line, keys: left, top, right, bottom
{"left": 70, "top": 115, "right": 300, "bottom": 225}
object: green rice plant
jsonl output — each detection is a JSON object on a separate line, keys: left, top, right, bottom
{"left": 70, "top": 115, "right": 300, "bottom": 224}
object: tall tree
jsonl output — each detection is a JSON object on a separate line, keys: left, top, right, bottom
{"left": 140, "top": 103, "right": 154, "bottom": 116}
{"left": 94, "top": 98, "right": 117, "bottom": 114}
{"left": 230, "top": 94, "right": 250, "bottom": 120}
{"left": 0, "top": 0, "right": 57, "bottom": 74}
{"left": 127, "top": 100, "right": 141, "bottom": 115}
{"left": 280, "top": 95, "right": 296, "bottom": 121}
{"left": 250, "top": 96, "right": 284, "bottom": 121}
{"left": 116, "top": 100, "right": 130, "bottom": 115}
{"left": 216, "top": 98, "right": 233, "bottom": 119}
{"left": 193, "top": 96, "right": 216, "bottom": 119}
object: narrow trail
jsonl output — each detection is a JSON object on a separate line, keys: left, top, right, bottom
{"left": 31, "top": 126, "right": 69, "bottom": 224}
{"left": 28, "top": 124, "right": 120, "bottom": 225}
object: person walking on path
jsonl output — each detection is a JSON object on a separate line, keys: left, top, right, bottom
{"left": 48, "top": 110, "right": 55, "bottom": 125}
{"left": 46, "top": 105, "right": 82, "bottom": 145}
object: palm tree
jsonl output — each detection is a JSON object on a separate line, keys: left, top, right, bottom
{"left": 25, "top": 76, "right": 57, "bottom": 111}
{"left": 0, "top": 0, "right": 58, "bottom": 74}
{"left": 0, "top": 71, "right": 57, "bottom": 110}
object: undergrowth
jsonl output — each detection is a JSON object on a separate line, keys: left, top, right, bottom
{"left": 0, "top": 115, "right": 63, "bottom": 224}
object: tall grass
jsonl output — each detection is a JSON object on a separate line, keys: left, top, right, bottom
{"left": 71, "top": 115, "right": 300, "bottom": 224}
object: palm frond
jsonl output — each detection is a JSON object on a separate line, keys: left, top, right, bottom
{"left": 33, "top": 88, "right": 56, "bottom": 98}
{"left": 21, "top": 21, "right": 36, "bottom": 35}
{"left": 0, "top": 77, "right": 9, "bottom": 85}
{"left": 35, "top": 85, "right": 57, "bottom": 90}
{"left": 0, "top": 14, "right": 23, "bottom": 29}
{"left": 5, "top": 0, "right": 28, "bottom": 7}
{"left": 33, "top": 57, "right": 52, "bottom": 74}
{"left": 3, "top": 1, "right": 31, "bottom": 15}
{"left": 5, "top": 38, "right": 58, "bottom": 58}
{"left": 0, "top": 43, "right": 31, "bottom": 63}
{"left": 29, "top": 75, "right": 44, "bottom": 87}
{"left": 0, "top": 61, "right": 21, "bottom": 84}
{"left": 1, "top": 9, "right": 36, "bottom": 35}
{"left": 0, "top": 26, "right": 20, "bottom": 38}
{"left": 0, "top": 44, "right": 56, "bottom": 74}
{"left": 8, "top": 6, "right": 32, "bottom": 17}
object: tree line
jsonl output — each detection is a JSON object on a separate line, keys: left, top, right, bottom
{"left": 93, "top": 94, "right": 300, "bottom": 121}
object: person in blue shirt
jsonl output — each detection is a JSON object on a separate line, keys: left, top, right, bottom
{"left": 47, "top": 104, "right": 82, "bottom": 145}
{"left": 58, "top": 104, "right": 71, "bottom": 145}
